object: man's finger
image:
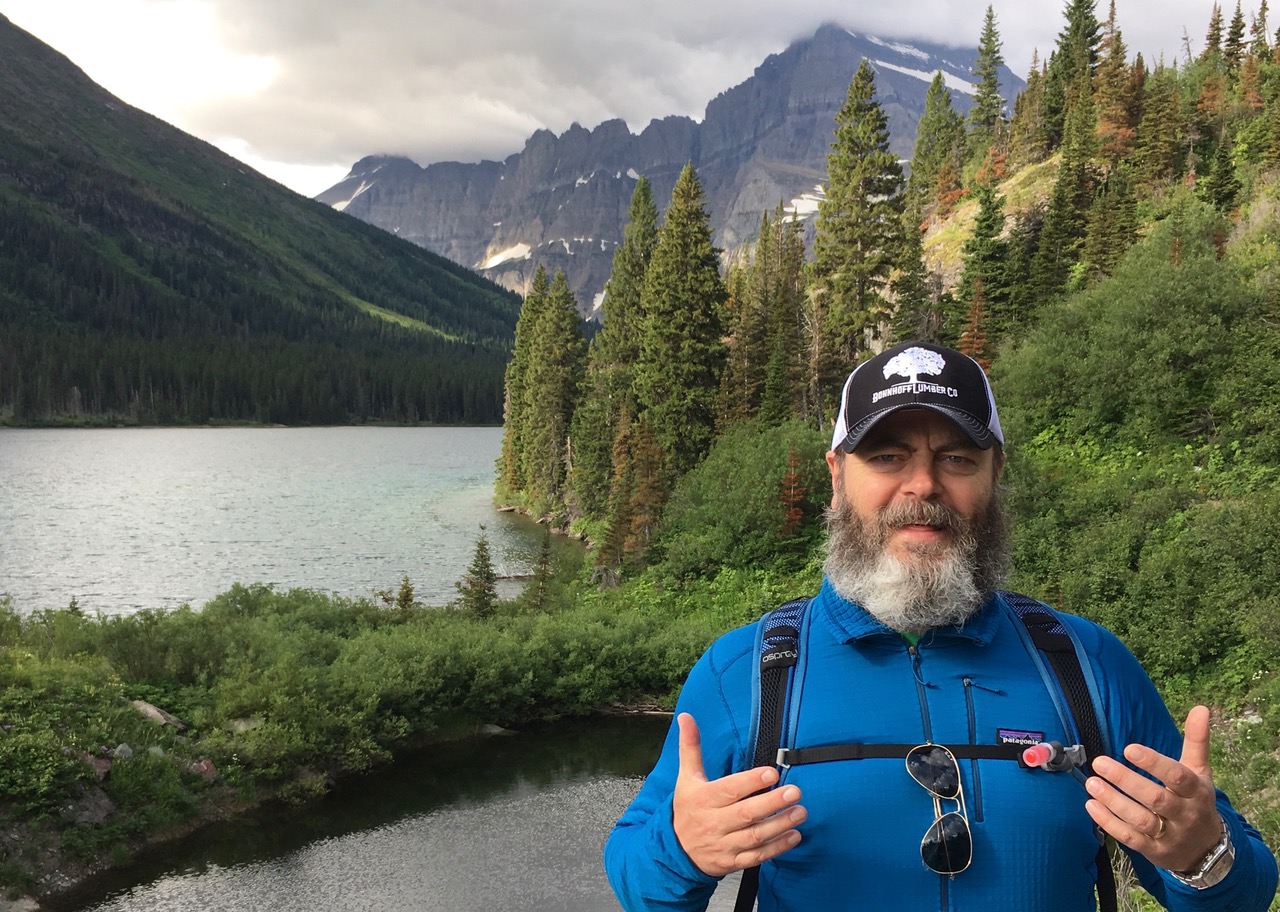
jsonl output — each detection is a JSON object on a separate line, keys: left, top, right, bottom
{"left": 676, "top": 713, "right": 709, "bottom": 785}
{"left": 1179, "top": 705, "right": 1213, "bottom": 782}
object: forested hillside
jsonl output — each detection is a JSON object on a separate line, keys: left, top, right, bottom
{"left": 0, "top": 16, "right": 521, "bottom": 426}
{"left": 499, "top": 0, "right": 1280, "bottom": 807}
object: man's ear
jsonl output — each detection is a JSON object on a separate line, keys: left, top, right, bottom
{"left": 825, "top": 449, "right": 841, "bottom": 508}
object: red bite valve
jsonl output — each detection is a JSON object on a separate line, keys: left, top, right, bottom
{"left": 1022, "top": 742, "right": 1056, "bottom": 768}
{"left": 1022, "top": 740, "right": 1087, "bottom": 771}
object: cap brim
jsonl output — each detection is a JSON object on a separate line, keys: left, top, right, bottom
{"left": 837, "top": 404, "right": 998, "bottom": 452}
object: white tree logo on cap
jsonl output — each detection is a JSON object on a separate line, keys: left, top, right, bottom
{"left": 883, "top": 346, "right": 946, "bottom": 385}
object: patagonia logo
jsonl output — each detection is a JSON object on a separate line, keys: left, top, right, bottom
{"left": 761, "top": 646, "right": 798, "bottom": 669}
{"left": 997, "top": 728, "right": 1046, "bottom": 746}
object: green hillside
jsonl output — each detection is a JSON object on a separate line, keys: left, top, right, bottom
{"left": 0, "top": 15, "right": 521, "bottom": 426}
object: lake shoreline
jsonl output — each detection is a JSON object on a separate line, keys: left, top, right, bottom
{"left": 11, "top": 706, "right": 672, "bottom": 912}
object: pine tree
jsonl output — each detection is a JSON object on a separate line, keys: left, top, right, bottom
{"left": 1251, "top": 0, "right": 1271, "bottom": 56}
{"left": 456, "top": 527, "right": 498, "bottom": 618}
{"left": 634, "top": 162, "right": 727, "bottom": 478}
{"left": 1094, "top": 0, "right": 1138, "bottom": 163}
{"left": 1031, "top": 71, "right": 1099, "bottom": 298}
{"left": 968, "top": 6, "right": 1007, "bottom": 164}
{"left": 720, "top": 214, "right": 773, "bottom": 428}
{"left": 1042, "top": 0, "right": 1102, "bottom": 149}
{"left": 498, "top": 266, "right": 551, "bottom": 495}
{"left": 1133, "top": 64, "right": 1184, "bottom": 186}
{"left": 889, "top": 212, "right": 942, "bottom": 345}
{"left": 1226, "top": 1, "right": 1248, "bottom": 68}
{"left": 760, "top": 202, "right": 808, "bottom": 423}
{"left": 1008, "top": 53, "right": 1051, "bottom": 167}
{"left": 519, "top": 269, "right": 586, "bottom": 511}
{"left": 569, "top": 178, "right": 658, "bottom": 520}
{"left": 907, "top": 72, "right": 966, "bottom": 222}
{"left": 1205, "top": 3, "right": 1225, "bottom": 58}
{"left": 955, "top": 179, "right": 1010, "bottom": 342}
{"left": 1199, "top": 138, "right": 1242, "bottom": 210}
{"left": 810, "top": 59, "right": 905, "bottom": 389}
{"left": 1082, "top": 162, "right": 1138, "bottom": 279}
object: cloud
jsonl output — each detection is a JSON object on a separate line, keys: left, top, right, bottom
{"left": 5, "top": 0, "right": 1226, "bottom": 195}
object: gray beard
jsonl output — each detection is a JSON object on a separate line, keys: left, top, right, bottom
{"left": 822, "top": 491, "right": 1010, "bottom": 633}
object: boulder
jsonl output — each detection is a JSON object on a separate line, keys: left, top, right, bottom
{"left": 130, "top": 699, "right": 188, "bottom": 731}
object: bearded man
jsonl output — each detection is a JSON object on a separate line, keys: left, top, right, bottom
{"left": 605, "top": 342, "right": 1276, "bottom": 912}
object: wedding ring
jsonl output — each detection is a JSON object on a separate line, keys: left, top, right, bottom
{"left": 1153, "top": 814, "right": 1167, "bottom": 839}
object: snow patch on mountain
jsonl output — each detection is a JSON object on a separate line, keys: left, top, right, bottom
{"left": 871, "top": 59, "right": 976, "bottom": 96}
{"left": 479, "top": 243, "right": 531, "bottom": 269}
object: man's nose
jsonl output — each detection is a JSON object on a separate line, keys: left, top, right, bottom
{"left": 900, "top": 456, "right": 941, "bottom": 499}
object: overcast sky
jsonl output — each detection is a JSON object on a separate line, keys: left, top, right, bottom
{"left": 3, "top": 0, "right": 1233, "bottom": 196}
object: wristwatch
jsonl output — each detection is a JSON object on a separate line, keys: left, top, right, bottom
{"left": 1170, "top": 816, "right": 1235, "bottom": 890}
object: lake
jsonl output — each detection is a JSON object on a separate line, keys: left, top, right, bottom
{"left": 39, "top": 715, "right": 749, "bottom": 912}
{"left": 0, "top": 426, "right": 732, "bottom": 912}
{"left": 0, "top": 426, "right": 554, "bottom": 615}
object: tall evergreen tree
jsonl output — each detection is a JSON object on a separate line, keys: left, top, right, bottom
{"left": 968, "top": 6, "right": 1008, "bottom": 163}
{"left": 498, "top": 265, "right": 551, "bottom": 495}
{"left": 569, "top": 177, "right": 658, "bottom": 520}
{"left": 889, "top": 213, "right": 944, "bottom": 345}
{"left": 720, "top": 216, "right": 773, "bottom": 429}
{"left": 1251, "top": 0, "right": 1271, "bottom": 56}
{"left": 1226, "top": 1, "right": 1248, "bottom": 68}
{"left": 456, "top": 527, "right": 498, "bottom": 618}
{"left": 519, "top": 269, "right": 587, "bottom": 511}
{"left": 907, "top": 72, "right": 966, "bottom": 222}
{"left": 1199, "top": 138, "right": 1242, "bottom": 210}
{"left": 1134, "top": 64, "right": 1184, "bottom": 185}
{"left": 1042, "top": 0, "right": 1102, "bottom": 149}
{"left": 810, "top": 59, "right": 905, "bottom": 395}
{"left": 955, "top": 179, "right": 1010, "bottom": 343}
{"left": 1082, "top": 162, "right": 1138, "bottom": 279}
{"left": 1031, "top": 71, "right": 1099, "bottom": 298}
{"left": 1008, "top": 53, "right": 1051, "bottom": 166}
{"left": 1094, "top": 1, "right": 1139, "bottom": 163}
{"left": 1205, "top": 3, "right": 1225, "bottom": 58}
{"left": 634, "top": 163, "right": 728, "bottom": 478}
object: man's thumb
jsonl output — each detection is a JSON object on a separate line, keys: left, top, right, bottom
{"left": 676, "top": 712, "right": 708, "bottom": 784}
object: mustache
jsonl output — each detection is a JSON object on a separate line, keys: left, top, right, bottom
{"left": 878, "top": 500, "right": 964, "bottom": 532}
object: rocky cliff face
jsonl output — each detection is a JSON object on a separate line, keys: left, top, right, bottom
{"left": 316, "top": 24, "right": 1022, "bottom": 317}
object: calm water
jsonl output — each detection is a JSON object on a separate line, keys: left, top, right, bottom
{"left": 0, "top": 427, "right": 550, "bottom": 615}
{"left": 41, "top": 716, "right": 745, "bottom": 912}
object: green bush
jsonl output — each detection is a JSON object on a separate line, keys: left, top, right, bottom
{"left": 652, "top": 418, "right": 830, "bottom": 579}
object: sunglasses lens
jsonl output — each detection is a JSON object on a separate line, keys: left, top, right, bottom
{"left": 921, "top": 811, "right": 972, "bottom": 874}
{"left": 906, "top": 744, "right": 960, "bottom": 799}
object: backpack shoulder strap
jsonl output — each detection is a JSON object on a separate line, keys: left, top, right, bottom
{"left": 736, "top": 596, "right": 812, "bottom": 912}
{"left": 998, "top": 590, "right": 1117, "bottom": 912}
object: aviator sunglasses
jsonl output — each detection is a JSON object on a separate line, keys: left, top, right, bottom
{"left": 905, "top": 743, "right": 973, "bottom": 876}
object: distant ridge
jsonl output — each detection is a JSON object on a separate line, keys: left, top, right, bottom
{"left": 318, "top": 24, "right": 1024, "bottom": 315}
{"left": 0, "top": 14, "right": 521, "bottom": 426}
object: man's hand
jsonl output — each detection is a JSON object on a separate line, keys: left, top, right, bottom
{"left": 672, "top": 713, "right": 807, "bottom": 877}
{"left": 1084, "top": 705, "right": 1224, "bottom": 872}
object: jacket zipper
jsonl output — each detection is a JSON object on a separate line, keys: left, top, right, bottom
{"left": 963, "top": 676, "right": 984, "bottom": 821}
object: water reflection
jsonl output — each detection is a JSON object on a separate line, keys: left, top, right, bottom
{"left": 47, "top": 716, "right": 678, "bottom": 912}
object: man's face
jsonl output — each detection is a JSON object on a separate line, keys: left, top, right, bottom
{"left": 825, "top": 409, "right": 1003, "bottom": 561}
{"left": 823, "top": 409, "right": 1008, "bottom": 631}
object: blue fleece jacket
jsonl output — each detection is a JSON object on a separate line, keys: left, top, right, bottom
{"left": 604, "top": 581, "right": 1278, "bottom": 911}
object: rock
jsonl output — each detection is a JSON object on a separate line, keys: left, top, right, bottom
{"left": 130, "top": 699, "right": 188, "bottom": 731}
{"left": 479, "top": 724, "right": 516, "bottom": 737}
{"left": 147, "top": 745, "right": 165, "bottom": 758}
{"left": 80, "top": 752, "right": 112, "bottom": 781}
{"left": 0, "top": 897, "right": 40, "bottom": 911}
{"left": 189, "top": 758, "right": 217, "bottom": 783}
{"left": 113, "top": 743, "right": 133, "bottom": 760}
{"left": 71, "top": 787, "right": 116, "bottom": 826}
{"left": 227, "top": 717, "right": 264, "bottom": 734}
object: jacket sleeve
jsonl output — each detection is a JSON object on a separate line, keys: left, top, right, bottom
{"left": 1067, "top": 616, "right": 1279, "bottom": 911}
{"left": 603, "top": 628, "right": 756, "bottom": 912}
